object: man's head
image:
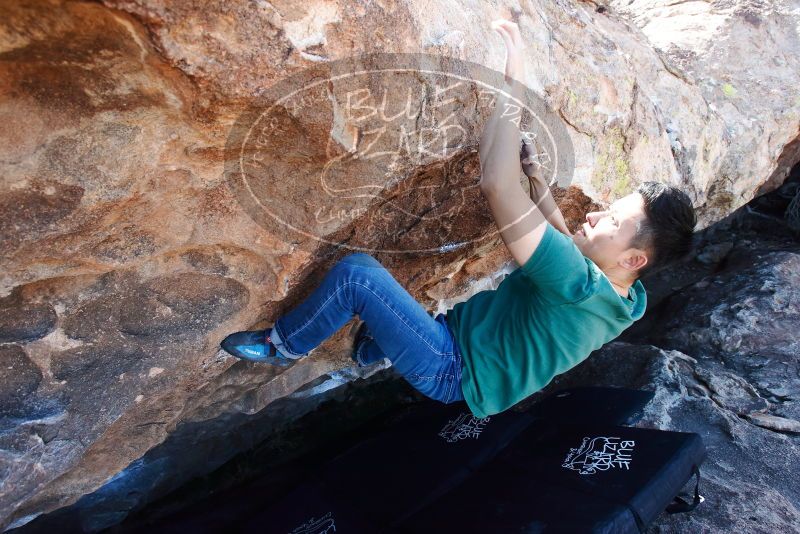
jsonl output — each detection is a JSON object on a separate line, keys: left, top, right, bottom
{"left": 572, "top": 182, "right": 697, "bottom": 282}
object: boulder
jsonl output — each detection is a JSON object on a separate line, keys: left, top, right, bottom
{"left": 1, "top": 0, "right": 799, "bottom": 530}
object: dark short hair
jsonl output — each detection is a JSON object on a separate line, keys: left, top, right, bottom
{"left": 630, "top": 182, "right": 697, "bottom": 278}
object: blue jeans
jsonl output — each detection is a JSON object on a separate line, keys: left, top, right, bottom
{"left": 268, "top": 253, "right": 465, "bottom": 404}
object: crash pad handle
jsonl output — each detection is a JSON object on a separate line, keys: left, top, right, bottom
{"left": 665, "top": 465, "right": 704, "bottom": 514}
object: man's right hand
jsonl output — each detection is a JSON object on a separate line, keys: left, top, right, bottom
{"left": 520, "top": 138, "right": 544, "bottom": 182}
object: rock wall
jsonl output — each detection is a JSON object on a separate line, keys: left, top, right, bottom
{"left": 610, "top": 0, "right": 800, "bottom": 203}
{"left": 1, "top": 0, "right": 799, "bottom": 530}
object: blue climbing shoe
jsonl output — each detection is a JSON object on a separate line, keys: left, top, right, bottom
{"left": 220, "top": 329, "right": 295, "bottom": 367}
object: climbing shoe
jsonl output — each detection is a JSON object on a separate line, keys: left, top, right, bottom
{"left": 220, "top": 329, "right": 298, "bottom": 367}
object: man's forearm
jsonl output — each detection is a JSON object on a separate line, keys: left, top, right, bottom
{"left": 528, "top": 175, "right": 572, "bottom": 236}
{"left": 479, "top": 79, "right": 526, "bottom": 192}
{"left": 478, "top": 78, "right": 572, "bottom": 236}
{"left": 478, "top": 79, "right": 523, "bottom": 167}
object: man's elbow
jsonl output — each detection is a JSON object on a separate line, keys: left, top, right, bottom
{"left": 478, "top": 166, "right": 502, "bottom": 194}
{"left": 479, "top": 177, "right": 512, "bottom": 197}
{"left": 479, "top": 159, "right": 518, "bottom": 192}
{"left": 479, "top": 180, "right": 498, "bottom": 197}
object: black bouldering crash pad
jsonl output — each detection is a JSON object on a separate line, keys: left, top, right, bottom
{"left": 241, "top": 386, "right": 705, "bottom": 533}
{"left": 397, "top": 422, "right": 706, "bottom": 533}
{"left": 242, "top": 399, "right": 536, "bottom": 532}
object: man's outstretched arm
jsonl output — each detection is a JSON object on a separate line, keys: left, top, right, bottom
{"left": 478, "top": 20, "right": 548, "bottom": 268}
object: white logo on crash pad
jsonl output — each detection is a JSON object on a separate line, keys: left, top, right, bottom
{"left": 290, "top": 511, "right": 335, "bottom": 534}
{"left": 438, "top": 412, "right": 491, "bottom": 443}
{"left": 562, "top": 436, "right": 635, "bottom": 475}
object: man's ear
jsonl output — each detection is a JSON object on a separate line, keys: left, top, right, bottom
{"left": 620, "top": 249, "right": 648, "bottom": 272}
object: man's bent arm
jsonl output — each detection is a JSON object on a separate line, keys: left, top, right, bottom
{"left": 477, "top": 20, "right": 548, "bottom": 269}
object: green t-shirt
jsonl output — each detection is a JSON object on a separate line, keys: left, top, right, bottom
{"left": 447, "top": 222, "right": 647, "bottom": 418}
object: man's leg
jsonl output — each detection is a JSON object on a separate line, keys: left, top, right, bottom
{"left": 272, "top": 253, "right": 462, "bottom": 403}
{"left": 351, "top": 321, "right": 384, "bottom": 366}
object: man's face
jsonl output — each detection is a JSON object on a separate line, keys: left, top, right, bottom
{"left": 572, "top": 192, "right": 649, "bottom": 275}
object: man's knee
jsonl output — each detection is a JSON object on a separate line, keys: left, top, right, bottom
{"left": 339, "top": 252, "right": 384, "bottom": 269}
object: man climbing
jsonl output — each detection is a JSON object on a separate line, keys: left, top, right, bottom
{"left": 220, "top": 19, "right": 697, "bottom": 419}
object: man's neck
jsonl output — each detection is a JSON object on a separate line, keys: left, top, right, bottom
{"left": 605, "top": 270, "right": 635, "bottom": 298}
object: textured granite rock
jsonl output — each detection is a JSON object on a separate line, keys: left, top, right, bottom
{"left": 1, "top": 0, "right": 800, "bottom": 530}
{"left": 610, "top": 0, "right": 800, "bottom": 203}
